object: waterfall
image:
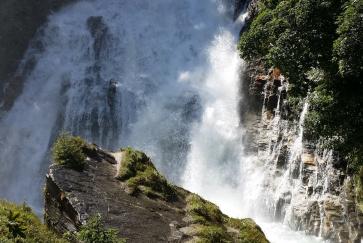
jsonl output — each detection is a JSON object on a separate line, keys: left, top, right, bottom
{"left": 0, "top": 1, "right": 326, "bottom": 242}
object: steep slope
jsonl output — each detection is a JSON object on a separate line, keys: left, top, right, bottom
{"left": 45, "top": 145, "right": 269, "bottom": 243}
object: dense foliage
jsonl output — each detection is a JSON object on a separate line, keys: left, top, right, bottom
{"left": 0, "top": 200, "right": 66, "bottom": 242}
{"left": 52, "top": 133, "right": 87, "bottom": 171}
{"left": 239, "top": 0, "right": 363, "bottom": 172}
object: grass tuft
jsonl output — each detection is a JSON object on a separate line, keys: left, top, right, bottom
{"left": 116, "top": 147, "right": 177, "bottom": 201}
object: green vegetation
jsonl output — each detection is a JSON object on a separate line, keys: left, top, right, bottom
{"left": 226, "top": 218, "right": 269, "bottom": 243}
{"left": 116, "top": 147, "right": 177, "bottom": 201}
{"left": 185, "top": 194, "right": 232, "bottom": 242}
{"left": 52, "top": 133, "right": 87, "bottom": 171}
{"left": 194, "top": 225, "right": 232, "bottom": 243}
{"left": 76, "top": 214, "right": 125, "bottom": 243}
{"left": 185, "top": 194, "right": 269, "bottom": 243}
{"left": 186, "top": 194, "right": 223, "bottom": 225}
{"left": 239, "top": 0, "right": 363, "bottom": 172}
{"left": 0, "top": 200, "right": 66, "bottom": 243}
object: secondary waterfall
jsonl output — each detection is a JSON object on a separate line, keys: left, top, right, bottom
{"left": 0, "top": 0, "right": 324, "bottom": 242}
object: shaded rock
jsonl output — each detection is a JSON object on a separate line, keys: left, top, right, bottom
{"left": 0, "top": 0, "right": 74, "bottom": 114}
{"left": 233, "top": 0, "right": 248, "bottom": 21}
{"left": 276, "top": 145, "right": 288, "bottom": 168}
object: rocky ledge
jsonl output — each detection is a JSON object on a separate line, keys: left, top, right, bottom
{"left": 45, "top": 145, "right": 269, "bottom": 243}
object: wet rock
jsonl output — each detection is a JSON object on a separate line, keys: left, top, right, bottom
{"left": 266, "top": 94, "right": 279, "bottom": 112}
{"left": 242, "top": 59, "right": 362, "bottom": 242}
{"left": 276, "top": 145, "right": 288, "bottom": 168}
{"left": 87, "top": 16, "right": 109, "bottom": 61}
{"left": 233, "top": 0, "right": 248, "bottom": 21}
{"left": 0, "top": 0, "right": 74, "bottom": 114}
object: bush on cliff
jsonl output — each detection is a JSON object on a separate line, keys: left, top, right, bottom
{"left": 116, "top": 147, "right": 177, "bottom": 201}
{"left": 77, "top": 214, "right": 125, "bottom": 243}
{"left": 239, "top": 0, "right": 363, "bottom": 172}
{"left": 0, "top": 200, "right": 66, "bottom": 242}
{"left": 52, "top": 133, "right": 87, "bottom": 171}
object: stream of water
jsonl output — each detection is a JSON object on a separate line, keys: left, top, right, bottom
{"left": 0, "top": 1, "right": 324, "bottom": 242}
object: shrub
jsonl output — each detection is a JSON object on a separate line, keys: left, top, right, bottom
{"left": 52, "top": 133, "right": 87, "bottom": 171}
{"left": 77, "top": 214, "right": 125, "bottom": 243}
{"left": 333, "top": 0, "right": 363, "bottom": 78}
{"left": 0, "top": 200, "right": 66, "bottom": 242}
{"left": 116, "top": 147, "right": 150, "bottom": 180}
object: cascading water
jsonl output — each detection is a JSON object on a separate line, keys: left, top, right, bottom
{"left": 0, "top": 0, "right": 325, "bottom": 242}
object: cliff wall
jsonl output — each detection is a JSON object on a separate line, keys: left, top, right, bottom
{"left": 0, "top": 0, "right": 73, "bottom": 115}
{"left": 241, "top": 62, "right": 363, "bottom": 243}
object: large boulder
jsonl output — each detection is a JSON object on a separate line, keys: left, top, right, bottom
{"left": 45, "top": 144, "right": 269, "bottom": 243}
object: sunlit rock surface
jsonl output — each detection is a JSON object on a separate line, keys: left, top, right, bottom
{"left": 45, "top": 145, "right": 269, "bottom": 243}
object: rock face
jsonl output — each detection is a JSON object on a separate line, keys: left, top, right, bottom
{"left": 44, "top": 145, "right": 269, "bottom": 243}
{"left": 241, "top": 61, "right": 363, "bottom": 242}
{"left": 0, "top": 0, "right": 74, "bottom": 115}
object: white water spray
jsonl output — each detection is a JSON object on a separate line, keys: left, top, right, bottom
{"left": 0, "top": 1, "right": 324, "bottom": 241}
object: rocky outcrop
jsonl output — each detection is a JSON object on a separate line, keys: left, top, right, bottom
{"left": 0, "top": 0, "right": 74, "bottom": 115}
{"left": 241, "top": 63, "right": 363, "bottom": 242}
{"left": 45, "top": 145, "right": 269, "bottom": 243}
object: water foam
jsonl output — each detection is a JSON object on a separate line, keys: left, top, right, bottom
{"left": 0, "top": 1, "right": 322, "bottom": 241}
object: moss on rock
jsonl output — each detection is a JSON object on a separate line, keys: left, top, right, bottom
{"left": 226, "top": 218, "right": 269, "bottom": 243}
{"left": 116, "top": 147, "right": 177, "bottom": 201}
{"left": 0, "top": 200, "right": 66, "bottom": 242}
{"left": 186, "top": 194, "right": 223, "bottom": 225}
{"left": 184, "top": 194, "right": 269, "bottom": 243}
{"left": 194, "top": 225, "right": 232, "bottom": 243}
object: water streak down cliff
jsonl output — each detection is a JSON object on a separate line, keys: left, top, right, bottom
{"left": 242, "top": 62, "right": 363, "bottom": 242}
{"left": 0, "top": 0, "right": 356, "bottom": 242}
